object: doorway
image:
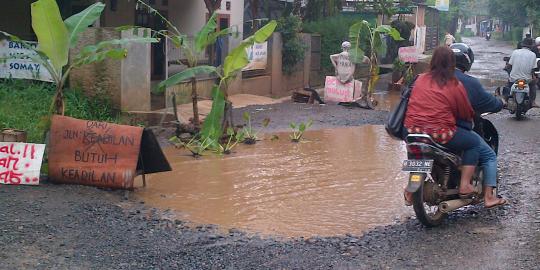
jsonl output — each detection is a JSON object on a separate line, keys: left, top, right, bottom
{"left": 136, "top": 9, "right": 167, "bottom": 80}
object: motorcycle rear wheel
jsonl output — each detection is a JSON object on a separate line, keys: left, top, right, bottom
{"left": 412, "top": 180, "right": 447, "bottom": 227}
{"left": 515, "top": 104, "right": 524, "bottom": 120}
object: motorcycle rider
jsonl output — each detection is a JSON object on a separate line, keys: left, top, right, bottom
{"left": 450, "top": 43, "right": 508, "bottom": 208}
{"left": 533, "top": 37, "right": 540, "bottom": 58}
{"left": 403, "top": 47, "right": 480, "bottom": 206}
{"left": 404, "top": 45, "right": 508, "bottom": 208}
{"left": 504, "top": 38, "right": 538, "bottom": 107}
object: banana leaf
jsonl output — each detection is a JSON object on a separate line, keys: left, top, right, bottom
{"left": 373, "top": 32, "right": 387, "bottom": 56}
{"left": 31, "top": 0, "right": 69, "bottom": 74}
{"left": 200, "top": 85, "right": 226, "bottom": 146}
{"left": 75, "top": 37, "right": 158, "bottom": 59}
{"left": 223, "top": 20, "right": 277, "bottom": 78}
{"left": 157, "top": 65, "right": 217, "bottom": 92}
{"left": 195, "top": 12, "right": 218, "bottom": 53}
{"left": 64, "top": 2, "right": 105, "bottom": 47}
{"left": 77, "top": 48, "right": 128, "bottom": 66}
{"left": 348, "top": 21, "right": 370, "bottom": 64}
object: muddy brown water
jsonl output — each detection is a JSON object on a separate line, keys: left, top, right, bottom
{"left": 135, "top": 126, "right": 412, "bottom": 237}
{"left": 373, "top": 91, "right": 401, "bottom": 111}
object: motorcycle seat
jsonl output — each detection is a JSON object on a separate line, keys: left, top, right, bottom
{"left": 405, "top": 134, "right": 449, "bottom": 150}
{"left": 405, "top": 134, "right": 461, "bottom": 166}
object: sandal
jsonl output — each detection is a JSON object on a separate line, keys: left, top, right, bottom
{"left": 485, "top": 198, "right": 509, "bottom": 209}
{"left": 458, "top": 192, "right": 477, "bottom": 199}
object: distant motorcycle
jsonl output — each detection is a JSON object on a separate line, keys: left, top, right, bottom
{"left": 502, "top": 56, "right": 537, "bottom": 119}
{"left": 506, "top": 79, "right": 532, "bottom": 119}
{"left": 402, "top": 115, "right": 499, "bottom": 227}
{"left": 485, "top": 31, "right": 491, "bottom": 41}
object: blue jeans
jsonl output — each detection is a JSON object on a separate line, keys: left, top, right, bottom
{"left": 443, "top": 127, "right": 480, "bottom": 166}
{"left": 475, "top": 136, "right": 498, "bottom": 187}
{"left": 446, "top": 128, "right": 497, "bottom": 187}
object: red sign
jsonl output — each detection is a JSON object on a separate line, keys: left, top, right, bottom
{"left": 0, "top": 142, "right": 45, "bottom": 185}
{"left": 324, "top": 76, "right": 362, "bottom": 102}
{"left": 398, "top": 46, "right": 419, "bottom": 63}
{"left": 48, "top": 115, "right": 143, "bottom": 189}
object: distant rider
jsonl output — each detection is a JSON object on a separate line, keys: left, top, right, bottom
{"left": 444, "top": 32, "right": 455, "bottom": 47}
{"left": 504, "top": 38, "right": 538, "bottom": 107}
{"left": 533, "top": 37, "right": 540, "bottom": 58}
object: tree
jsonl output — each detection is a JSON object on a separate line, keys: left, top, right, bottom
{"left": 304, "top": 0, "right": 343, "bottom": 21}
{"left": 203, "top": 0, "right": 222, "bottom": 14}
{"left": 291, "top": 0, "right": 301, "bottom": 16}
{"left": 489, "top": 0, "right": 529, "bottom": 27}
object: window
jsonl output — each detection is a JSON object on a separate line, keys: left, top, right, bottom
{"left": 226, "top": 1, "right": 231, "bottom": 11}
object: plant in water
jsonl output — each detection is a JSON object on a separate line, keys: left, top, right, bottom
{"left": 241, "top": 112, "right": 270, "bottom": 145}
{"left": 215, "top": 127, "right": 245, "bottom": 155}
{"left": 198, "top": 21, "right": 277, "bottom": 150}
{"left": 289, "top": 119, "right": 313, "bottom": 142}
{"left": 393, "top": 59, "right": 414, "bottom": 85}
{"left": 0, "top": 0, "right": 156, "bottom": 122}
{"left": 169, "top": 135, "right": 214, "bottom": 158}
{"left": 164, "top": 20, "right": 276, "bottom": 158}
{"left": 349, "top": 20, "right": 403, "bottom": 105}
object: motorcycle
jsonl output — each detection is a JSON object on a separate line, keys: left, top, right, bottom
{"left": 485, "top": 31, "right": 491, "bottom": 41}
{"left": 502, "top": 56, "right": 537, "bottom": 119}
{"left": 402, "top": 116, "right": 498, "bottom": 227}
{"left": 506, "top": 79, "right": 532, "bottom": 119}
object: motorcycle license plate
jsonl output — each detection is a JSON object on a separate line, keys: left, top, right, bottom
{"left": 402, "top": 160, "right": 433, "bottom": 173}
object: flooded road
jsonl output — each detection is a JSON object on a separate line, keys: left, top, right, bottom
{"left": 136, "top": 126, "right": 411, "bottom": 237}
{"left": 373, "top": 91, "right": 401, "bottom": 111}
{"left": 462, "top": 37, "right": 513, "bottom": 88}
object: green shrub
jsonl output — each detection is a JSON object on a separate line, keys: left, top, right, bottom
{"left": 454, "top": 32, "right": 462, "bottom": 43}
{"left": 493, "top": 28, "right": 524, "bottom": 46}
{"left": 0, "top": 80, "right": 119, "bottom": 143}
{"left": 385, "top": 20, "right": 415, "bottom": 63}
{"left": 462, "top": 29, "right": 474, "bottom": 37}
{"left": 277, "top": 15, "right": 306, "bottom": 75}
{"left": 303, "top": 15, "right": 359, "bottom": 74}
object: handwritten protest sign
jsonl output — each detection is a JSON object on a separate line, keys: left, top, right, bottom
{"left": 0, "top": 40, "right": 54, "bottom": 82}
{"left": 324, "top": 76, "right": 362, "bottom": 103}
{"left": 48, "top": 115, "right": 143, "bottom": 189}
{"left": 243, "top": 42, "right": 268, "bottom": 71}
{"left": 398, "top": 46, "right": 419, "bottom": 63}
{"left": 0, "top": 142, "right": 45, "bottom": 185}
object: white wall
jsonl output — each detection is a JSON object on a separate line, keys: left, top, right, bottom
{"left": 168, "top": 0, "right": 244, "bottom": 49}
{"left": 218, "top": 0, "right": 245, "bottom": 49}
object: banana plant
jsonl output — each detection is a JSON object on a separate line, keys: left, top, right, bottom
{"left": 1, "top": 0, "right": 157, "bottom": 117}
{"left": 130, "top": 0, "right": 235, "bottom": 130}
{"left": 349, "top": 20, "right": 403, "bottom": 102}
{"left": 199, "top": 20, "right": 277, "bottom": 149}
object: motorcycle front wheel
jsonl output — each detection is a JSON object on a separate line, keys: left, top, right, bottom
{"left": 412, "top": 179, "right": 447, "bottom": 227}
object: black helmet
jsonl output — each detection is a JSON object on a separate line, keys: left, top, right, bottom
{"left": 450, "top": 43, "right": 474, "bottom": 72}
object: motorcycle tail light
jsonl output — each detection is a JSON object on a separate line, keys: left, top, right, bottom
{"left": 407, "top": 145, "right": 422, "bottom": 155}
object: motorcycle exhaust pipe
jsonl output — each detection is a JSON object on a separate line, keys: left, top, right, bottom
{"left": 439, "top": 199, "right": 473, "bottom": 213}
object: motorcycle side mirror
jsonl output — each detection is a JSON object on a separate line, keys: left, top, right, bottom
{"left": 503, "top": 57, "right": 510, "bottom": 61}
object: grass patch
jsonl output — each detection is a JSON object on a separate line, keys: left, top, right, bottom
{"left": 0, "top": 79, "right": 119, "bottom": 143}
